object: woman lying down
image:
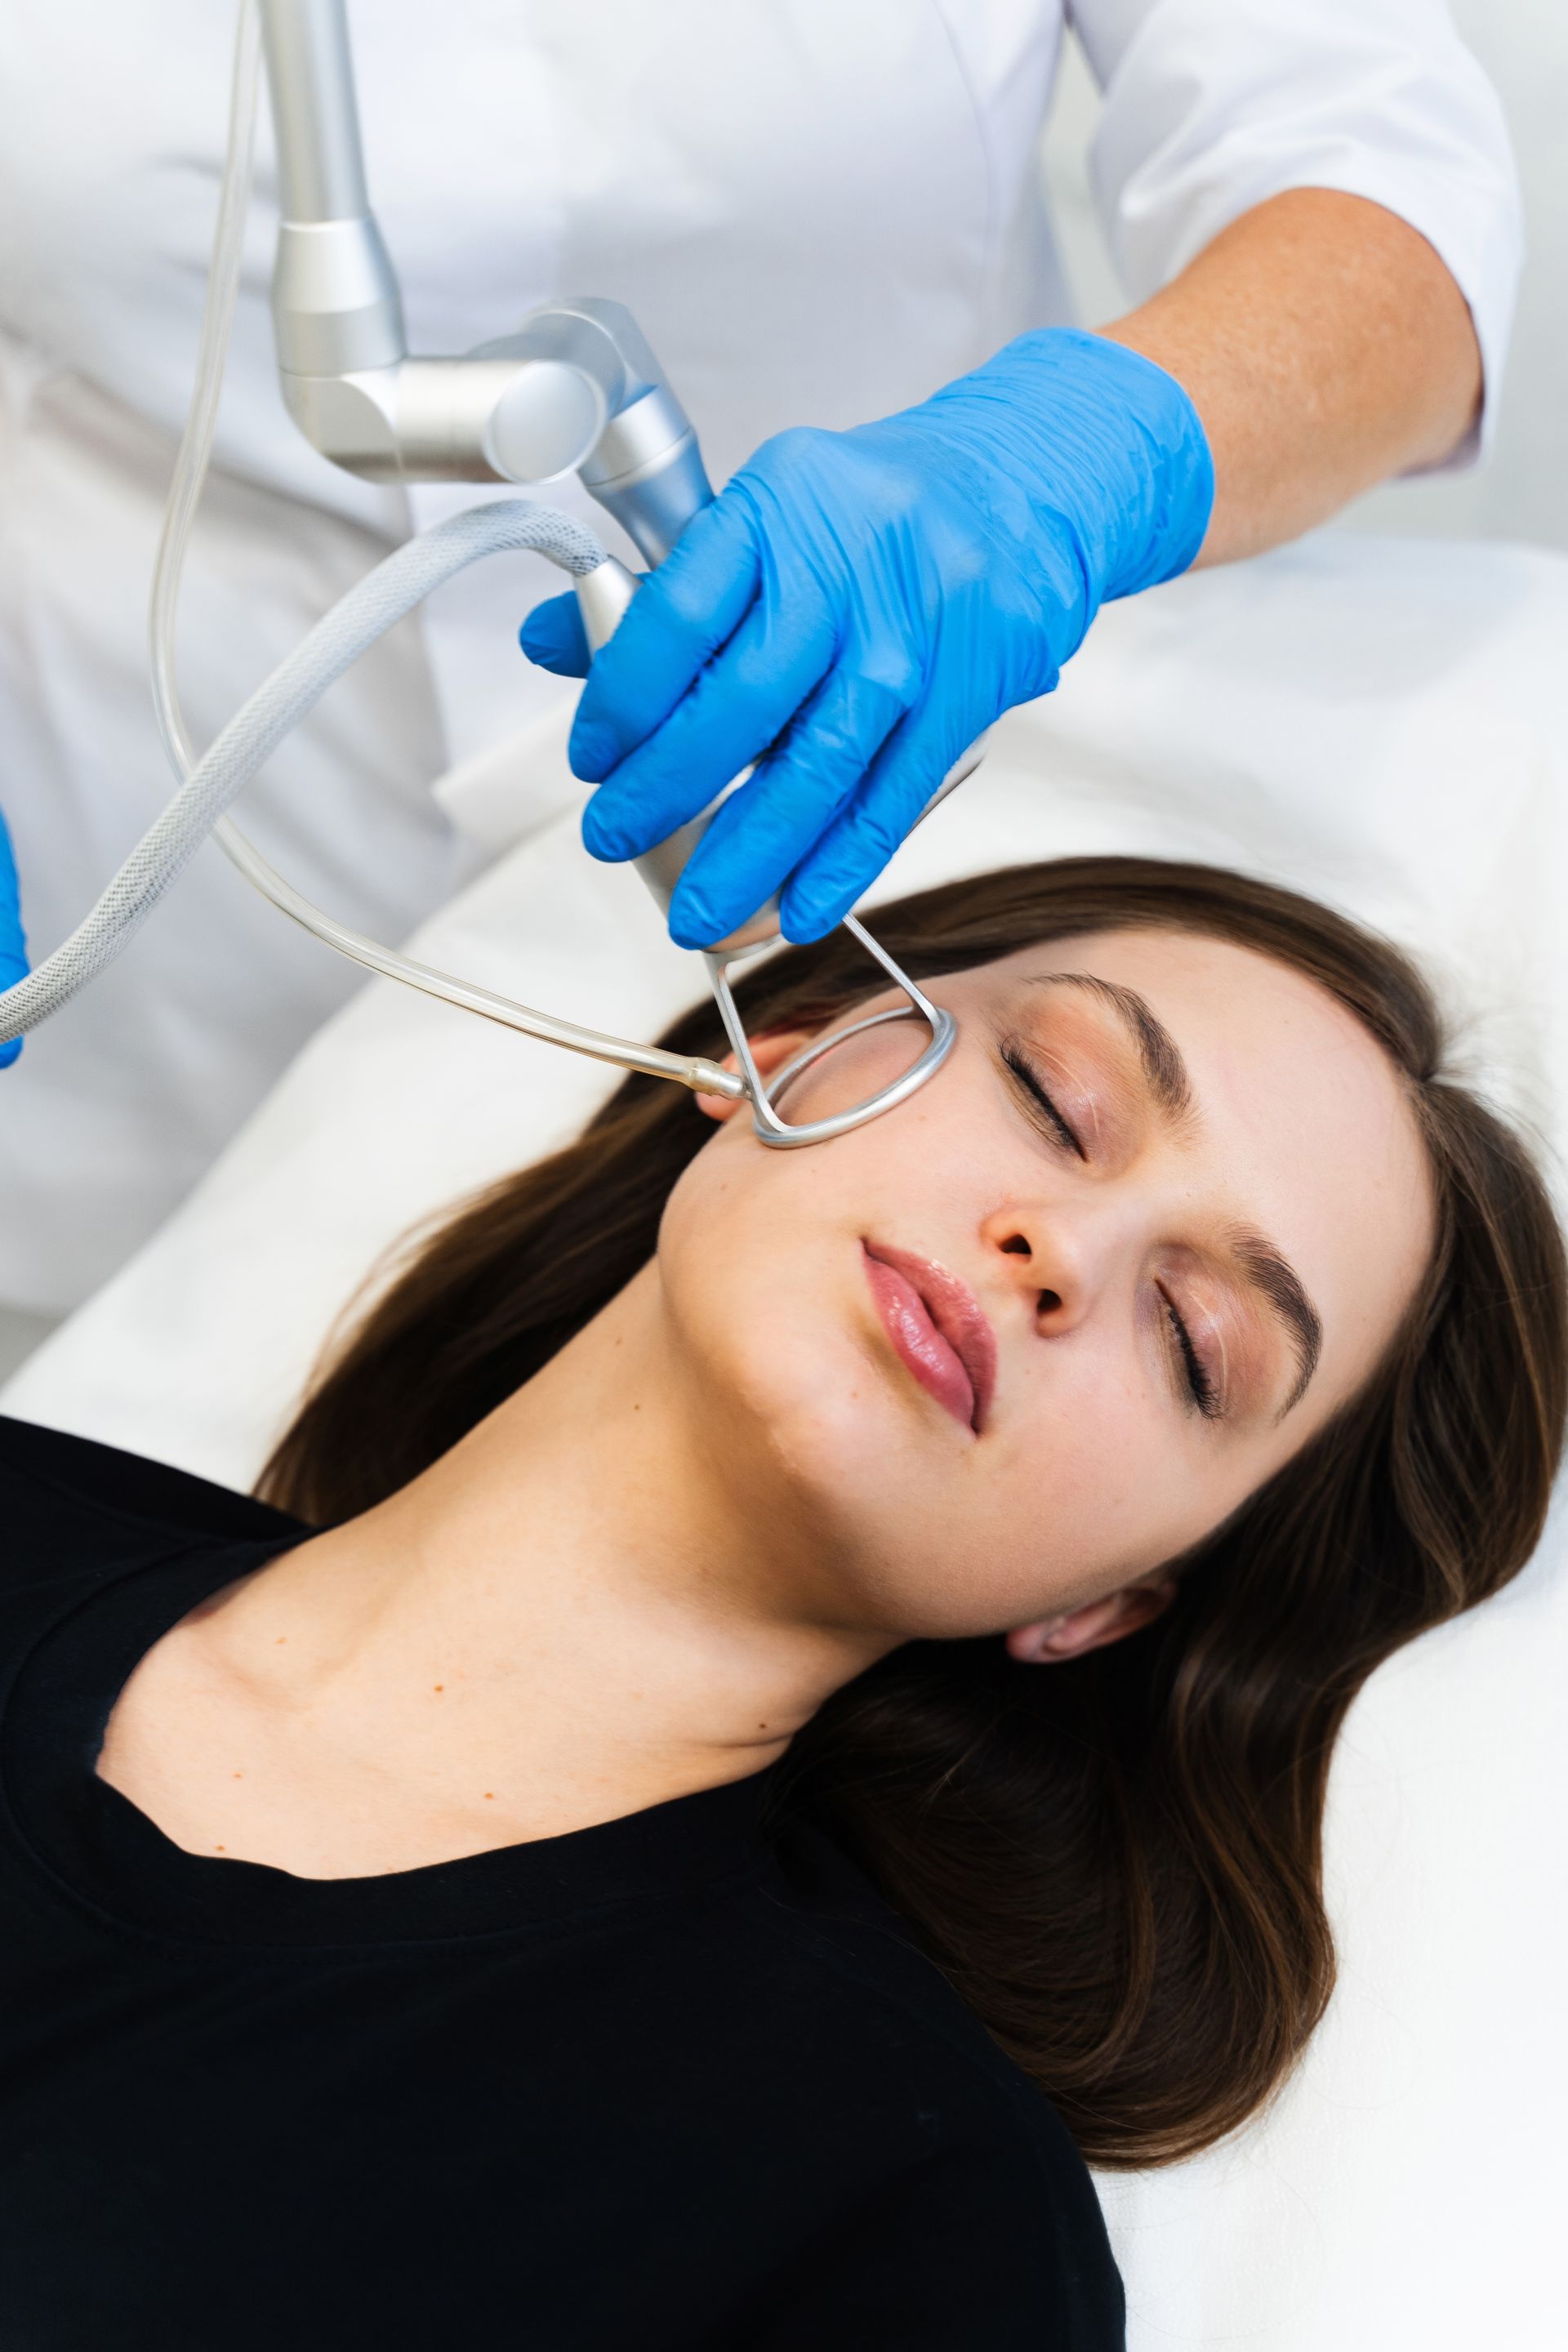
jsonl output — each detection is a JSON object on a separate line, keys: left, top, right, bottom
{"left": 2, "top": 857, "right": 1563, "bottom": 2349}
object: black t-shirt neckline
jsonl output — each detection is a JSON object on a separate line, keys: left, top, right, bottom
{"left": 0, "top": 1419, "right": 1128, "bottom": 2347}
{"left": 2, "top": 1526, "right": 779, "bottom": 1951}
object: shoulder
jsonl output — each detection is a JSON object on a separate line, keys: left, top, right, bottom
{"left": 755, "top": 1820, "right": 1097, "bottom": 2186}
{"left": 0, "top": 1417, "right": 301, "bottom": 1581}
{"left": 722, "top": 1816, "right": 1125, "bottom": 2345}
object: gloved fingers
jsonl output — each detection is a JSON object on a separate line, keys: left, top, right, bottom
{"left": 778, "top": 701, "right": 985, "bottom": 941}
{"left": 569, "top": 492, "right": 764, "bottom": 781}
{"left": 580, "top": 573, "right": 838, "bottom": 863}
{"left": 0, "top": 821, "right": 25, "bottom": 1067}
{"left": 665, "top": 666, "right": 914, "bottom": 949}
{"left": 518, "top": 591, "right": 591, "bottom": 679}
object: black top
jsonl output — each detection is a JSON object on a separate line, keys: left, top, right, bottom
{"left": 0, "top": 1416, "right": 1123, "bottom": 2350}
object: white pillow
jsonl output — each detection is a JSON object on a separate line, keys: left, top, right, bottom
{"left": 7, "top": 529, "right": 1567, "bottom": 2349}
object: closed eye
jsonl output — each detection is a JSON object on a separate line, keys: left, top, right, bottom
{"left": 1158, "top": 1288, "right": 1222, "bottom": 1420}
{"left": 1000, "top": 1043, "right": 1085, "bottom": 1159}
{"left": 1002, "top": 1040, "right": 1223, "bottom": 1421}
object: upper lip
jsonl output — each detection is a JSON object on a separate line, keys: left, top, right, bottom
{"left": 861, "top": 1241, "right": 999, "bottom": 1432}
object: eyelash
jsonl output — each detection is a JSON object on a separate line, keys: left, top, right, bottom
{"left": 1000, "top": 1043, "right": 1085, "bottom": 1157}
{"left": 1000, "top": 1043, "right": 1221, "bottom": 1421}
{"left": 1159, "top": 1290, "right": 1222, "bottom": 1419}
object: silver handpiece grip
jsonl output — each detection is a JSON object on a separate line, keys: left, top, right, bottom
{"left": 573, "top": 557, "right": 988, "bottom": 951}
{"left": 573, "top": 559, "right": 780, "bottom": 956}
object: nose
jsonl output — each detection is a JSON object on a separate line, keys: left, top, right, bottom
{"left": 978, "top": 1200, "right": 1107, "bottom": 1334}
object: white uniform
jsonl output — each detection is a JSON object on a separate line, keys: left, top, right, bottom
{"left": 0, "top": 0, "right": 1520, "bottom": 1312}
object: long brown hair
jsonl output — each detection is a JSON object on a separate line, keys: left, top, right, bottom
{"left": 261, "top": 858, "right": 1567, "bottom": 2167}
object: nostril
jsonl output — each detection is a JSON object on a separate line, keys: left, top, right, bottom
{"left": 1036, "top": 1289, "right": 1062, "bottom": 1316}
{"left": 1000, "top": 1234, "right": 1031, "bottom": 1256}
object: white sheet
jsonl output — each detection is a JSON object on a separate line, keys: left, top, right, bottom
{"left": 7, "top": 529, "right": 1566, "bottom": 2348}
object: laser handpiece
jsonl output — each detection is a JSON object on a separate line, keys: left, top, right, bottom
{"left": 0, "top": 0, "right": 970, "bottom": 1144}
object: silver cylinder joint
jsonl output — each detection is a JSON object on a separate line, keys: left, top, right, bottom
{"left": 256, "top": 3, "right": 713, "bottom": 545}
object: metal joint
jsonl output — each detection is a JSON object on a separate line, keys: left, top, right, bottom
{"left": 258, "top": 3, "right": 712, "bottom": 541}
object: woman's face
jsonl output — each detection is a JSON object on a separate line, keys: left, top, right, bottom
{"left": 657, "top": 926, "right": 1435, "bottom": 1646}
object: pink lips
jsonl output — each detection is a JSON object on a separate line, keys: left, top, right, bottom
{"left": 861, "top": 1242, "right": 998, "bottom": 1435}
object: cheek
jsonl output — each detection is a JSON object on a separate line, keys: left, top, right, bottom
{"left": 766, "top": 1010, "right": 948, "bottom": 1132}
{"left": 967, "top": 1362, "right": 1168, "bottom": 1615}
{"left": 961, "top": 1352, "right": 1254, "bottom": 1624}
{"left": 661, "top": 1040, "right": 1000, "bottom": 1298}
{"left": 654, "top": 1132, "right": 877, "bottom": 1453}
{"left": 650, "top": 1116, "right": 1003, "bottom": 1567}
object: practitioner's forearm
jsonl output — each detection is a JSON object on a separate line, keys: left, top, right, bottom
{"left": 1100, "top": 189, "right": 1483, "bottom": 567}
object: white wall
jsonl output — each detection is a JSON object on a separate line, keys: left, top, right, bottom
{"left": 1041, "top": 0, "right": 1568, "bottom": 550}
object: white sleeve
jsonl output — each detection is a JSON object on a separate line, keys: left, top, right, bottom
{"left": 1067, "top": 0, "right": 1522, "bottom": 467}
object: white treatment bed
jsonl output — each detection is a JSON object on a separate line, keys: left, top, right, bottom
{"left": 7, "top": 530, "right": 1566, "bottom": 2350}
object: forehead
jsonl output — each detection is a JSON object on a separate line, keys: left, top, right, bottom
{"left": 964, "top": 926, "right": 1436, "bottom": 1408}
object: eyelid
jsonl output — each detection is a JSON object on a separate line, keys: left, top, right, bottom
{"left": 1156, "top": 1281, "right": 1227, "bottom": 1422}
{"left": 1000, "top": 1041, "right": 1085, "bottom": 1159}
{"left": 1000, "top": 1029, "right": 1231, "bottom": 1425}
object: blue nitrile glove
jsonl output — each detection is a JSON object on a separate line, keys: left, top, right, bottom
{"left": 520, "top": 328, "right": 1213, "bottom": 947}
{"left": 0, "top": 803, "right": 26, "bottom": 1069}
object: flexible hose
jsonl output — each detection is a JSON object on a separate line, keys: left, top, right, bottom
{"left": 0, "top": 503, "right": 605, "bottom": 1041}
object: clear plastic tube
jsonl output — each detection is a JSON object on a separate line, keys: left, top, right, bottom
{"left": 147, "top": 0, "right": 261, "bottom": 784}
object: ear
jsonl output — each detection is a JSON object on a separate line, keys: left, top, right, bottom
{"left": 1004, "top": 1574, "right": 1178, "bottom": 1665}
{"left": 695, "top": 1030, "right": 817, "bottom": 1122}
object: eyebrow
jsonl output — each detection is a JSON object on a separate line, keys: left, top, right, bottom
{"left": 1022, "top": 972, "right": 1194, "bottom": 1120}
{"left": 1020, "top": 972, "right": 1325, "bottom": 1413}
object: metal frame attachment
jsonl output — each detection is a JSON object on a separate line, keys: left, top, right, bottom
{"left": 705, "top": 915, "right": 956, "bottom": 1147}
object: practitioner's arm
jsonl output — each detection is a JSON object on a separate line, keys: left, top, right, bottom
{"left": 1101, "top": 188, "right": 1482, "bottom": 567}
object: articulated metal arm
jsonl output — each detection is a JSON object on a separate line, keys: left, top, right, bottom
{"left": 256, "top": 0, "right": 711, "bottom": 559}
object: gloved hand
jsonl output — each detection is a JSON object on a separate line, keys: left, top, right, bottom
{"left": 520, "top": 327, "right": 1213, "bottom": 948}
{"left": 0, "top": 803, "right": 26, "bottom": 1069}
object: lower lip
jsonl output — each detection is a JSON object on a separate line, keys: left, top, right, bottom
{"left": 861, "top": 1249, "right": 978, "bottom": 1432}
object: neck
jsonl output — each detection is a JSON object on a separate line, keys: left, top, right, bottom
{"left": 213, "top": 1265, "right": 891, "bottom": 1841}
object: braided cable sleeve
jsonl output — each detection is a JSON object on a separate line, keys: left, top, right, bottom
{"left": 0, "top": 500, "right": 606, "bottom": 1041}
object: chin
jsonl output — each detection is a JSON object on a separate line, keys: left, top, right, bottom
{"left": 735, "top": 1306, "right": 898, "bottom": 1483}
{"left": 684, "top": 1266, "right": 915, "bottom": 1513}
